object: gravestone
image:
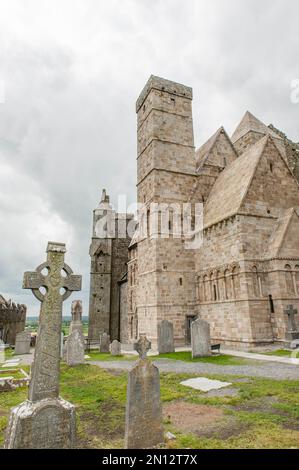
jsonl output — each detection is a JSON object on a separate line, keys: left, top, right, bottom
{"left": 99, "top": 332, "right": 110, "bottom": 353}
{"left": 15, "top": 331, "right": 31, "bottom": 355}
{"left": 191, "top": 318, "right": 211, "bottom": 358}
{"left": 69, "top": 300, "right": 83, "bottom": 336}
{"left": 66, "top": 330, "right": 85, "bottom": 366}
{"left": 5, "top": 242, "right": 81, "bottom": 449}
{"left": 111, "top": 340, "right": 121, "bottom": 356}
{"left": 157, "top": 320, "right": 174, "bottom": 354}
{"left": 284, "top": 305, "right": 299, "bottom": 341}
{"left": 124, "top": 334, "right": 164, "bottom": 449}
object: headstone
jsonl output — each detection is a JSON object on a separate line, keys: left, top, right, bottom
{"left": 15, "top": 331, "right": 31, "bottom": 355}
{"left": 69, "top": 300, "right": 83, "bottom": 336}
{"left": 191, "top": 318, "right": 211, "bottom": 358}
{"left": 5, "top": 242, "right": 81, "bottom": 449}
{"left": 284, "top": 305, "right": 299, "bottom": 341}
{"left": 124, "top": 334, "right": 164, "bottom": 449}
{"left": 99, "top": 332, "right": 110, "bottom": 353}
{"left": 157, "top": 320, "right": 174, "bottom": 354}
{"left": 66, "top": 330, "right": 85, "bottom": 366}
{"left": 110, "top": 340, "right": 121, "bottom": 356}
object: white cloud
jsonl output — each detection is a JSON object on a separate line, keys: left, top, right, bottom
{"left": 0, "top": 0, "right": 298, "bottom": 316}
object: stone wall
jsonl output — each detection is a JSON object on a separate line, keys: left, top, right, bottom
{"left": 0, "top": 296, "right": 26, "bottom": 345}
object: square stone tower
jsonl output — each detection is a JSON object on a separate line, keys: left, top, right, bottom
{"left": 88, "top": 190, "right": 133, "bottom": 341}
{"left": 135, "top": 76, "right": 198, "bottom": 346}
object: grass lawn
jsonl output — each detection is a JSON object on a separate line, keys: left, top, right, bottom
{"left": 87, "top": 351, "right": 249, "bottom": 366}
{"left": 261, "top": 349, "right": 299, "bottom": 358}
{"left": 0, "top": 363, "right": 298, "bottom": 449}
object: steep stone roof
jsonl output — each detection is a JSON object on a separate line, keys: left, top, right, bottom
{"left": 129, "top": 227, "right": 139, "bottom": 249}
{"left": 196, "top": 127, "right": 224, "bottom": 166}
{"left": 231, "top": 111, "right": 283, "bottom": 143}
{"left": 204, "top": 135, "right": 270, "bottom": 227}
{"left": 196, "top": 127, "right": 238, "bottom": 170}
{"left": 266, "top": 208, "right": 297, "bottom": 258}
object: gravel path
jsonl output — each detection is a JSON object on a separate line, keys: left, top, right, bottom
{"left": 88, "top": 359, "right": 299, "bottom": 380}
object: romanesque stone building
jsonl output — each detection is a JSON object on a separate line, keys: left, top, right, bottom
{"left": 0, "top": 295, "right": 26, "bottom": 345}
{"left": 88, "top": 190, "right": 133, "bottom": 341}
{"left": 89, "top": 75, "right": 299, "bottom": 349}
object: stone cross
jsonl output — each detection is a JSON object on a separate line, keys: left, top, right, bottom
{"left": 134, "top": 334, "right": 151, "bottom": 360}
{"left": 284, "top": 305, "right": 298, "bottom": 332}
{"left": 23, "top": 242, "right": 81, "bottom": 402}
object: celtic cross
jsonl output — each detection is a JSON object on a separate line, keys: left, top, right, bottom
{"left": 23, "top": 242, "right": 82, "bottom": 402}
{"left": 134, "top": 334, "right": 151, "bottom": 360}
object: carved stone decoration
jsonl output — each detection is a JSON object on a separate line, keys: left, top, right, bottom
{"left": 5, "top": 242, "right": 82, "bottom": 449}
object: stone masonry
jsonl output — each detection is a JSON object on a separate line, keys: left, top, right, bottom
{"left": 0, "top": 295, "right": 26, "bottom": 345}
{"left": 88, "top": 190, "right": 133, "bottom": 341}
{"left": 95, "top": 75, "right": 299, "bottom": 350}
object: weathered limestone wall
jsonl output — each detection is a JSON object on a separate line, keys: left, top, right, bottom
{"left": 0, "top": 297, "right": 26, "bottom": 345}
{"left": 88, "top": 193, "right": 132, "bottom": 341}
{"left": 135, "top": 76, "right": 198, "bottom": 346}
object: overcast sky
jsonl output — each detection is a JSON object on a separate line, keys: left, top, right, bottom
{"left": 0, "top": 0, "right": 298, "bottom": 316}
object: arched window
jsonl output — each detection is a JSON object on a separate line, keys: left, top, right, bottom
{"left": 285, "top": 265, "right": 295, "bottom": 294}
{"left": 224, "top": 269, "right": 230, "bottom": 300}
{"left": 252, "top": 266, "right": 260, "bottom": 298}
{"left": 147, "top": 209, "right": 151, "bottom": 238}
{"left": 209, "top": 273, "right": 214, "bottom": 302}
{"left": 295, "top": 265, "right": 299, "bottom": 294}
{"left": 216, "top": 271, "right": 221, "bottom": 300}
{"left": 203, "top": 275, "right": 209, "bottom": 302}
{"left": 232, "top": 266, "right": 240, "bottom": 299}
{"left": 196, "top": 276, "right": 201, "bottom": 302}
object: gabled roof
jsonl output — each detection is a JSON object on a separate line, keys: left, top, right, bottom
{"left": 195, "top": 127, "right": 238, "bottom": 169}
{"left": 203, "top": 135, "right": 269, "bottom": 228}
{"left": 266, "top": 208, "right": 299, "bottom": 258}
{"left": 129, "top": 227, "right": 139, "bottom": 249}
{"left": 231, "top": 111, "right": 283, "bottom": 143}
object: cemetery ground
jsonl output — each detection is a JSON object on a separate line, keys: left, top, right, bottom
{"left": 1, "top": 351, "right": 299, "bottom": 449}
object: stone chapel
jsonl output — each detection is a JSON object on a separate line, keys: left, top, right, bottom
{"left": 88, "top": 75, "right": 299, "bottom": 350}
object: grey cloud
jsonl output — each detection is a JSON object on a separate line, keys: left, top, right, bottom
{"left": 0, "top": 0, "right": 298, "bottom": 316}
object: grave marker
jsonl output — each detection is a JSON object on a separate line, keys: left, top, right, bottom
{"left": 5, "top": 242, "right": 81, "bottom": 449}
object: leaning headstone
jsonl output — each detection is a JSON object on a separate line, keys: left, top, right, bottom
{"left": 191, "top": 318, "right": 211, "bottom": 358}
{"left": 157, "top": 320, "right": 174, "bottom": 354}
{"left": 124, "top": 334, "right": 164, "bottom": 449}
{"left": 15, "top": 331, "right": 31, "bottom": 355}
{"left": 99, "top": 332, "right": 110, "bottom": 353}
{"left": 5, "top": 242, "right": 81, "bottom": 449}
{"left": 69, "top": 300, "right": 83, "bottom": 335}
{"left": 110, "top": 340, "right": 121, "bottom": 356}
{"left": 66, "top": 330, "right": 85, "bottom": 366}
